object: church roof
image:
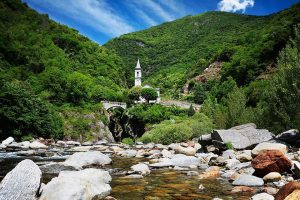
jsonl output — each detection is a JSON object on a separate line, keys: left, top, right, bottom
{"left": 135, "top": 59, "right": 141, "bottom": 69}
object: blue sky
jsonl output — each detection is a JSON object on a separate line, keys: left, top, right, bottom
{"left": 22, "top": 0, "right": 300, "bottom": 45}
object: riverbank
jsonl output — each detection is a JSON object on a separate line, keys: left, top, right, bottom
{"left": 0, "top": 124, "right": 300, "bottom": 199}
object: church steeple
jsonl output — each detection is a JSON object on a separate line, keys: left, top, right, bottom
{"left": 136, "top": 58, "right": 141, "bottom": 69}
{"left": 135, "top": 59, "right": 142, "bottom": 86}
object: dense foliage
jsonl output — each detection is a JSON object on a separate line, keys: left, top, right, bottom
{"left": 140, "top": 113, "right": 214, "bottom": 144}
{"left": 0, "top": 81, "right": 63, "bottom": 140}
{"left": 200, "top": 26, "right": 300, "bottom": 133}
{"left": 0, "top": 0, "right": 126, "bottom": 140}
{"left": 105, "top": 4, "right": 300, "bottom": 98}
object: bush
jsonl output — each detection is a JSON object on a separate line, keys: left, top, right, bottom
{"left": 128, "top": 86, "right": 142, "bottom": 101}
{"left": 122, "top": 137, "right": 134, "bottom": 145}
{"left": 140, "top": 112, "right": 214, "bottom": 144}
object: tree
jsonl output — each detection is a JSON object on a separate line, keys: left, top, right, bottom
{"left": 194, "top": 85, "right": 206, "bottom": 104}
{"left": 141, "top": 88, "right": 158, "bottom": 103}
{"left": 0, "top": 81, "right": 63, "bottom": 140}
{"left": 128, "top": 86, "right": 142, "bottom": 101}
{"left": 187, "top": 104, "right": 195, "bottom": 116}
{"left": 66, "top": 72, "right": 92, "bottom": 105}
{"left": 262, "top": 25, "right": 300, "bottom": 132}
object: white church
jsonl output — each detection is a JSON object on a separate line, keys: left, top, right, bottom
{"left": 134, "top": 59, "right": 160, "bottom": 103}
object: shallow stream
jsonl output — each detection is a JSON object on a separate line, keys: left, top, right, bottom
{"left": 0, "top": 151, "right": 250, "bottom": 200}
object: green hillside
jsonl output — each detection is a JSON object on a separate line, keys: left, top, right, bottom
{"left": 0, "top": 0, "right": 127, "bottom": 140}
{"left": 105, "top": 3, "right": 300, "bottom": 97}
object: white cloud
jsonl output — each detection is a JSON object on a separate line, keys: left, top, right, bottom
{"left": 218, "top": 0, "right": 254, "bottom": 13}
{"left": 25, "top": 0, "right": 135, "bottom": 37}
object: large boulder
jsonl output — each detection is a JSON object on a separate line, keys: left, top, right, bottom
{"left": 276, "top": 129, "right": 300, "bottom": 144}
{"left": 283, "top": 189, "right": 300, "bottom": 200}
{"left": 40, "top": 169, "right": 111, "bottom": 200}
{"left": 211, "top": 123, "right": 273, "bottom": 150}
{"left": 232, "top": 174, "right": 264, "bottom": 187}
{"left": 0, "top": 159, "right": 41, "bottom": 200}
{"left": 275, "top": 182, "right": 300, "bottom": 200}
{"left": 252, "top": 150, "right": 292, "bottom": 177}
{"left": 252, "top": 143, "right": 288, "bottom": 157}
{"left": 64, "top": 151, "right": 112, "bottom": 169}
{"left": 1, "top": 137, "right": 14, "bottom": 146}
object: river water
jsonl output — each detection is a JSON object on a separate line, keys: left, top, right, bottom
{"left": 0, "top": 151, "right": 250, "bottom": 200}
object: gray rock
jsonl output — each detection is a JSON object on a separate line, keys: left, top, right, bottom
{"left": 130, "top": 163, "right": 150, "bottom": 175}
{"left": 40, "top": 168, "right": 111, "bottom": 200}
{"left": 225, "top": 159, "right": 241, "bottom": 170}
{"left": 29, "top": 141, "right": 48, "bottom": 149}
{"left": 293, "top": 161, "right": 300, "bottom": 178}
{"left": 276, "top": 129, "right": 300, "bottom": 144}
{"left": 232, "top": 174, "right": 264, "bottom": 186}
{"left": 64, "top": 151, "right": 112, "bottom": 169}
{"left": 40, "top": 162, "right": 78, "bottom": 174}
{"left": 250, "top": 193, "right": 274, "bottom": 200}
{"left": 125, "top": 174, "right": 144, "bottom": 179}
{"left": 1, "top": 137, "right": 14, "bottom": 146}
{"left": 66, "top": 141, "right": 81, "bottom": 146}
{"left": 170, "top": 154, "right": 201, "bottom": 167}
{"left": 222, "top": 150, "right": 236, "bottom": 159}
{"left": 212, "top": 123, "right": 273, "bottom": 150}
{"left": 0, "top": 159, "right": 41, "bottom": 200}
{"left": 149, "top": 158, "right": 174, "bottom": 168}
{"left": 121, "top": 149, "right": 137, "bottom": 157}
{"left": 231, "top": 162, "right": 251, "bottom": 171}
{"left": 187, "top": 171, "right": 199, "bottom": 176}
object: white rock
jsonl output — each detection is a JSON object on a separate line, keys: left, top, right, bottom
{"left": 161, "top": 149, "right": 172, "bottom": 158}
{"left": 1, "top": 137, "right": 14, "bottom": 146}
{"left": 232, "top": 174, "right": 264, "bottom": 186}
{"left": 0, "top": 159, "right": 41, "bottom": 200}
{"left": 64, "top": 151, "right": 111, "bottom": 169}
{"left": 125, "top": 174, "right": 143, "bottom": 179}
{"left": 40, "top": 168, "right": 111, "bottom": 200}
{"left": 250, "top": 193, "right": 274, "bottom": 200}
{"left": 263, "top": 172, "right": 281, "bottom": 182}
{"left": 21, "top": 141, "right": 30, "bottom": 149}
{"left": 252, "top": 142, "right": 288, "bottom": 156}
{"left": 66, "top": 141, "right": 81, "bottom": 146}
{"left": 29, "top": 141, "right": 48, "bottom": 149}
{"left": 69, "top": 146, "right": 91, "bottom": 152}
{"left": 130, "top": 163, "right": 150, "bottom": 175}
{"left": 225, "top": 159, "right": 241, "bottom": 170}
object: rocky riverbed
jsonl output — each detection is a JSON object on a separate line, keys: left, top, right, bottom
{"left": 0, "top": 123, "right": 300, "bottom": 200}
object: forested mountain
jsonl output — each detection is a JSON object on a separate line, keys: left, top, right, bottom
{"left": 0, "top": 0, "right": 127, "bottom": 140}
{"left": 105, "top": 3, "right": 300, "bottom": 97}
{"left": 0, "top": 0, "right": 126, "bottom": 102}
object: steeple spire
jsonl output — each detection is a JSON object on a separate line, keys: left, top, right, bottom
{"left": 136, "top": 58, "right": 141, "bottom": 69}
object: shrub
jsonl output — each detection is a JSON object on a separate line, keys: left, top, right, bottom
{"left": 140, "top": 112, "right": 214, "bottom": 144}
{"left": 128, "top": 86, "right": 142, "bottom": 101}
{"left": 122, "top": 137, "right": 134, "bottom": 145}
{"left": 226, "top": 142, "right": 234, "bottom": 150}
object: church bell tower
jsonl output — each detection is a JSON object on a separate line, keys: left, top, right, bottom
{"left": 135, "top": 59, "right": 142, "bottom": 86}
